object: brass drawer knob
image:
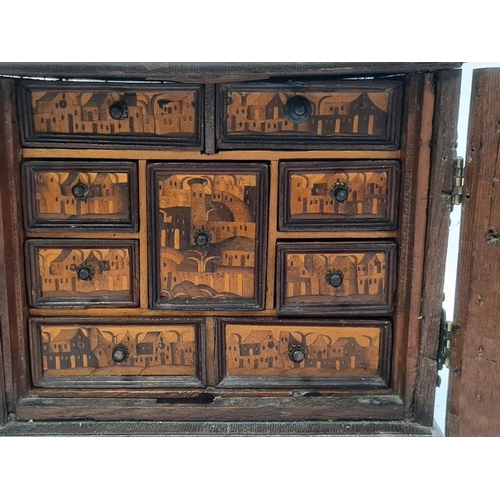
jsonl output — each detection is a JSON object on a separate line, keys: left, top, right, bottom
{"left": 329, "top": 182, "right": 350, "bottom": 203}
{"left": 109, "top": 101, "right": 128, "bottom": 120}
{"left": 71, "top": 182, "right": 89, "bottom": 201}
{"left": 288, "top": 345, "right": 306, "bottom": 363}
{"left": 285, "top": 96, "right": 312, "bottom": 123}
{"left": 194, "top": 229, "right": 211, "bottom": 247}
{"left": 325, "top": 269, "right": 344, "bottom": 288}
{"left": 76, "top": 263, "right": 95, "bottom": 281}
{"left": 112, "top": 344, "right": 129, "bottom": 363}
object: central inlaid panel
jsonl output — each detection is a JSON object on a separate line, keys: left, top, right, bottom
{"left": 149, "top": 163, "right": 269, "bottom": 310}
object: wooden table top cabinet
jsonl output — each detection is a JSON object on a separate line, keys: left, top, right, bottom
{"left": 0, "top": 62, "right": 499, "bottom": 436}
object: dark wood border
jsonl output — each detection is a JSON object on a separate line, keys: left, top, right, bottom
{"left": 278, "top": 160, "right": 400, "bottom": 231}
{"left": 22, "top": 160, "right": 139, "bottom": 231}
{"left": 29, "top": 317, "right": 206, "bottom": 389}
{"left": 17, "top": 81, "right": 204, "bottom": 150}
{"left": 214, "top": 317, "right": 392, "bottom": 390}
{"left": 413, "top": 69, "right": 461, "bottom": 426}
{"left": 276, "top": 241, "right": 397, "bottom": 316}
{"left": 216, "top": 80, "right": 403, "bottom": 150}
{"left": 148, "top": 162, "right": 269, "bottom": 311}
{"left": 0, "top": 79, "right": 30, "bottom": 421}
{"left": 25, "top": 239, "right": 140, "bottom": 308}
{"left": 0, "top": 62, "right": 461, "bottom": 82}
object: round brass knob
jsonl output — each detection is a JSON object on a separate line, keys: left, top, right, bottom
{"left": 194, "top": 229, "right": 211, "bottom": 247}
{"left": 109, "top": 101, "right": 128, "bottom": 120}
{"left": 329, "top": 182, "right": 350, "bottom": 203}
{"left": 288, "top": 345, "right": 306, "bottom": 363}
{"left": 285, "top": 96, "right": 312, "bottom": 123}
{"left": 76, "top": 263, "right": 95, "bottom": 281}
{"left": 112, "top": 344, "right": 129, "bottom": 363}
{"left": 71, "top": 182, "right": 89, "bottom": 201}
{"left": 325, "top": 269, "right": 344, "bottom": 288}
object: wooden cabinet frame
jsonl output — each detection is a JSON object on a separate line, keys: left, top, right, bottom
{"left": 0, "top": 63, "right": 464, "bottom": 435}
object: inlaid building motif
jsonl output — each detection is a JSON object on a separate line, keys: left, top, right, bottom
{"left": 156, "top": 172, "right": 262, "bottom": 303}
{"left": 289, "top": 171, "right": 388, "bottom": 219}
{"left": 39, "top": 325, "right": 196, "bottom": 376}
{"left": 224, "top": 325, "right": 380, "bottom": 377}
{"left": 226, "top": 91, "right": 389, "bottom": 137}
{"left": 286, "top": 251, "right": 387, "bottom": 302}
{"left": 32, "top": 170, "right": 130, "bottom": 221}
{"left": 37, "top": 247, "right": 132, "bottom": 298}
{"left": 30, "top": 90, "right": 197, "bottom": 137}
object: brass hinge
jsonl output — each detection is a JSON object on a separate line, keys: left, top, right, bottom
{"left": 437, "top": 309, "right": 458, "bottom": 386}
{"left": 451, "top": 156, "right": 464, "bottom": 208}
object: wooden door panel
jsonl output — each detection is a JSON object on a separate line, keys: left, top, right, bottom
{"left": 447, "top": 68, "right": 500, "bottom": 436}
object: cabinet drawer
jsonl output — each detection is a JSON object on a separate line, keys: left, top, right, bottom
{"left": 149, "top": 162, "right": 269, "bottom": 310}
{"left": 30, "top": 318, "right": 205, "bottom": 388}
{"left": 26, "top": 239, "right": 140, "bottom": 308}
{"left": 216, "top": 318, "right": 391, "bottom": 389}
{"left": 18, "top": 81, "right": 203, "bottom": 148}
{"left": 217, "top": 80, "right": 403, "bottom": 149}
{"left": 276, "top": 241, "right": 396, "bottom": 315}
{"left": 279, "top": 161, "right": 400, "bottom": 231}
{"left": 22, "top": 161, "right": 138, "bottom": 231}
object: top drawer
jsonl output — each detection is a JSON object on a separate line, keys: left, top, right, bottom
{"left": 17, "top": 82, "right": 204, "bottom": 149}
{"left": 217, "top": 80, "right": 403, "bottom": 150}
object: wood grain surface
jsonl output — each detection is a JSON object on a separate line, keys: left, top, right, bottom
{"left": 447, "top": 68, "right": 500, "bottom": 436}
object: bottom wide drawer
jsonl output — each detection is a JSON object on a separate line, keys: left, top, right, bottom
{"left": 216, "top": 318, "right": 392, "bottom": 389}
{"left": 29, "top": 317, "right": 206, "bottom": 388}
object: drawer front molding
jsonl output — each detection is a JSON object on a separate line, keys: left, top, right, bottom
{"left": 216, "top": 318, "right": 392, "bottom": 389}
{"left": 22, "top": 160, "right": 138, "bottom": 231}
{"left": 29, "top": 317, "right": 206, "bottom": 388}
{"left": 18, "top": 82, "right": 204, "bottom": 149}
{"left": 26, "top": 239, "right": 140, "bottom": 308}
{"left": 217, "top": 80, "right": 403, "bottom": 149}
{"left": 279, "top": 160, "right": 400, "bottom": 231}
{"left": 276, "top": 241, "right": 397, "bottom": 315}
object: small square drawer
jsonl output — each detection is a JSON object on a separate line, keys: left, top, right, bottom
{"left": 276, "top": 241, "right": 396, "bottom": 315}
{"left": 18, "top": 81, "right": 203, "bottom": 149}
{"left": 217, "top": 80, "right": 403, "bottom": 149}
{"left": 216, "top": 318, "right": 392, "bottom": 389}
{"left": 22, "top": 161, "right": 138, "bottom": 231}
{"left": 30, "top": 317, "right": 206, "bottom": 388}
{"left": 26, "top": 239, "right": 140, "bottom": 308}
{"left": 279, "top": 160, "right": 400, "bottom": 231}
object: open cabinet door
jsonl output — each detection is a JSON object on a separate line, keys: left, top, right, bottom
{"left": 447, "top": 68, "right": 500, "bottom": 436}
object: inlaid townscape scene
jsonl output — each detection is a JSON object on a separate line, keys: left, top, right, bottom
{"left": 225, "top": 90, "right": 389, "bottom": 137}
{"left": 29, "top": 90, "right": 198, "bottom": 137}
{"left": 38, "top": 324, "right": 196, "bottom": 377}
{"left": 224, "top": 324, "right": 381, "bottom": 377}
{"left": 155, "top": 168, "right": 264, "bottom": 306}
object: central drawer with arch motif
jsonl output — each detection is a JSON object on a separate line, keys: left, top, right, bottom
{"left": 149, "top": 162, "right": 269, "bottom": 311}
